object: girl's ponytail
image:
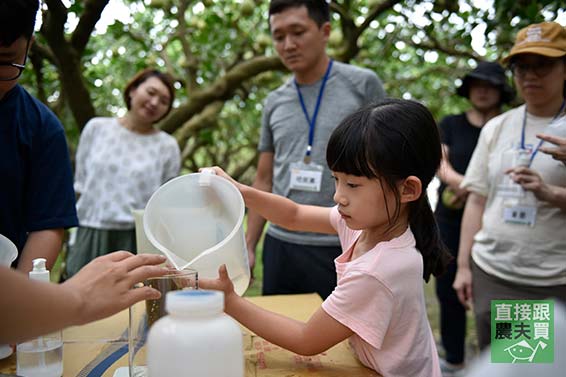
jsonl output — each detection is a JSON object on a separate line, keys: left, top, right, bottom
{"left": 409, "top": 194, "right": 452, "bottom": 282}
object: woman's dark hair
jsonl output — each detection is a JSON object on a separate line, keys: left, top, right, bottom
{"left": 0, "top": 0, "right": 38, "bottom": 46}
{"left": 269, "top": 0, "right": 330, "bottom": 27}
{"left": 123, "top": 68, "right": 176, "bottom": 122}
{"left": 326, "top": 98, "right": 451, "bottom": 282}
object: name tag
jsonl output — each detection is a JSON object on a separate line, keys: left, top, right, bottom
{"left": 289, "top": 161, "right": 323, "bottom": 192}
{"left": 503, "top": 205, "right": 537, "bottom": 226}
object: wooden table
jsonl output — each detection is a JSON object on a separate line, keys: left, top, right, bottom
{"left": 0, "top": 294, "right": 377, "bottom": 376}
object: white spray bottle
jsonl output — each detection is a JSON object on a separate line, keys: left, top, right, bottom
{"left": 16, "top": 258, "right": 64, "bottom": 377}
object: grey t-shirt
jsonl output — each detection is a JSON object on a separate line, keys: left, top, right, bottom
{"left": 258, "top": 61, "right": 386, "bottom": 246}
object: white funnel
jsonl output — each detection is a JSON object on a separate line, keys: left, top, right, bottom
{"left": 144, "top": 173, "right": 250, "bottom": 295}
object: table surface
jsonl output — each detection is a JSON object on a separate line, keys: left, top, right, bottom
{"left": 0, "top": 293, "right": 378, "bottom": 376}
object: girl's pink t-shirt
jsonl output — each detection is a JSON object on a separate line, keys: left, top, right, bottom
{"left": 321, "top": 207, "right": 441, "bottom": 377}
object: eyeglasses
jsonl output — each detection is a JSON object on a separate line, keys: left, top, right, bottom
{"left": 0, "top": 39, "right": 30, "bottom": 81}
{"left": 510, "top": 58, "right": 563, "bottom": 78}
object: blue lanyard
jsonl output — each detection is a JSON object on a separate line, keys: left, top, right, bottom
{"left": 521, "top": 99, "right": 566, "bottom": 167}
{"left": 295, "top": 59, "right": 333, "bottom": 163}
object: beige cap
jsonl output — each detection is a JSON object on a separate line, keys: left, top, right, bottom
{"left": 501, "top": 22, "right": 566, "bottom": 65}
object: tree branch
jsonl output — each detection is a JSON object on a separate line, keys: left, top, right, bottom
{"left": 355, "top": 0, "right": 402, "bottom": 40}
{"left": 176, "top": 101, "right": 224, "bottom": 148}
{"left": 161, "top": 55, "right": 285, "bottom": 133}
{"left": 43, "top": 0, "right": 68, "bottom": 47}
{"left": 29, "top": 52, "right": 47, "bottom": 104}
{"left": 71, "top": 0, "right": 110, "bottom": 53}
{"left": 406, "top": 35, "right": 483, "bottom": 61}
{"left": 176, "top": 0, "right": 199, "bottom": 91}
{"left": 30, "top": 42, "right": 57, "bottom": 66}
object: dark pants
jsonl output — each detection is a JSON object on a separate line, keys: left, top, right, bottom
{"left": 262, "top": 234, "right": 341, "bottom": 299}
{"left": 435, "top": 217, "right": 467, "bottom": 364}
{"left": 472, "top": 260, "right": 566, "bottom": 350}
{"left": 65, "top": 226, "right": 136, "bottom": 278}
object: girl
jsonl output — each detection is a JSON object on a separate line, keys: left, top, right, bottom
{"left": 202, "top": 99, "right": 451, "bottom": 377}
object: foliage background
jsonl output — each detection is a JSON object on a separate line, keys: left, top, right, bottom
{"left": 21, "top": 0, "right": 565, "bottom": 183}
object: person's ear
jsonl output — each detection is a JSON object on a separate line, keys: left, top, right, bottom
{"left": 399, "top": 176, "right": 422, "bottom": 203}
{"left": 321, "top": 22, "right": 331, "bottom": 41}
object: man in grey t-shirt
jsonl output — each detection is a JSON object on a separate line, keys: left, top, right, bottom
{"left": 247, "top": 0, "right": 386, "bottom": 298}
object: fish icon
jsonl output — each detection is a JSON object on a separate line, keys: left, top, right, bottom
{"left": 504, "top": 340, "right": 547, "bottom": 363}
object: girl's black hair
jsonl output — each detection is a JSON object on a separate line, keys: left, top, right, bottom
{"left": 326, "top": 98, "right": 451, "bottom": 282}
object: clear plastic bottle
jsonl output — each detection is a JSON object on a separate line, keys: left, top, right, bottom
{"left": 17, "top": 258, "right": 63, "bottom": 377}
{"left": 147, "top": 290, "right": 243, "bottom": 377}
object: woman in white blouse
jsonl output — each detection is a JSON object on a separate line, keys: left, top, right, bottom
{"left": 65, "top": 69, "right": 181, "bottom": 278}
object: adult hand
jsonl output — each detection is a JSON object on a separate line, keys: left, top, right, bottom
{"left": 450, "top": 185, "right": 469, "bottom": 208}
{"left": 505, "top": 166, "right": 551, "bottom": 201}
{"left": 537, "top": 133, "right": 566, "bottom": 165}
{"left": 62, "top": 251, "right": 167, "bottom": 325}
{"left": 453, "top": 266, "right": 473, "bottom": 310}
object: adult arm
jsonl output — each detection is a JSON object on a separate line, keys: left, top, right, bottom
{"left": 438, "top": 144, "right": 468, "bottom": 204}
{"left": 453, "top": 192, "right": 486, "bottom": 309}
{"left": 0, "top": 252, "right": 167, "bottom": 344}
{"left": 438, "top": 145, "right": 464, "bottom": 188}
{"left": 17, "top": 229, "right": 64, "bottom": 273}
{"left": 201, "top": 265, "right": 352, "bottom": 355}
{"left": 245, "top": 152, "right": 273, "bottom": 273}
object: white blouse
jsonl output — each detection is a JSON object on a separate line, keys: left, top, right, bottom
{"left": 74, "top": 117, "right": 181, "bottom": 229}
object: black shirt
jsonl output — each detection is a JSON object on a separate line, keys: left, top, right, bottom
{"left": 435, "top": 113, "right": 482, "bottom": 220}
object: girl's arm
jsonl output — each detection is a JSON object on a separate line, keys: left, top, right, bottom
{"left": 207, "top": 167, "right": 336, "bottom": 235}
{"left": 202, "top": 266, "right": 353, "bottom": 355}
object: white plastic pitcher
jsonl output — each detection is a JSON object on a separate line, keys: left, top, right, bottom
{"left": 0, "top": 234, "right": 18, "bottom": 359}
{"left": 0, "top": 233, "right": 17, "bottom": 266}
{"left": 144, "top": 173, "right": 250, "bottom": 295}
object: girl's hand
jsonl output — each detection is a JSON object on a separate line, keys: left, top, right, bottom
{"left": 199, "top": 166, "right": 243, "bottom": 190}
{"left": 198, "top": 264, "right": 238, "bottom": 308}
{"left": 505, "top": 166, "right": 551, "bottom": 201}
{"left": 453, "top": 266, "right": 473, "bottom": 310}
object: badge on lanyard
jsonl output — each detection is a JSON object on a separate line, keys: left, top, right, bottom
{"left": 503, "top": 205, "right": 537, "bottom": 226}
{"left": 501, "top": 152, "right": 537, "bottom": 227}
{"left": 497, "top": 147, "right": 531, "bottom": 199}
{"left": 500, "top": 102, "right": 566, "bottom": 226}
{"left": 288, "top": 60, "right": 333, "bottom": 193}
{"left": 289, "top": 161, "right": 324, "bottom": 192}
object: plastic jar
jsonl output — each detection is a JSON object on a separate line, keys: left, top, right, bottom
{"left": 147, "top": 290, "right": 243, "bottom": 377}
